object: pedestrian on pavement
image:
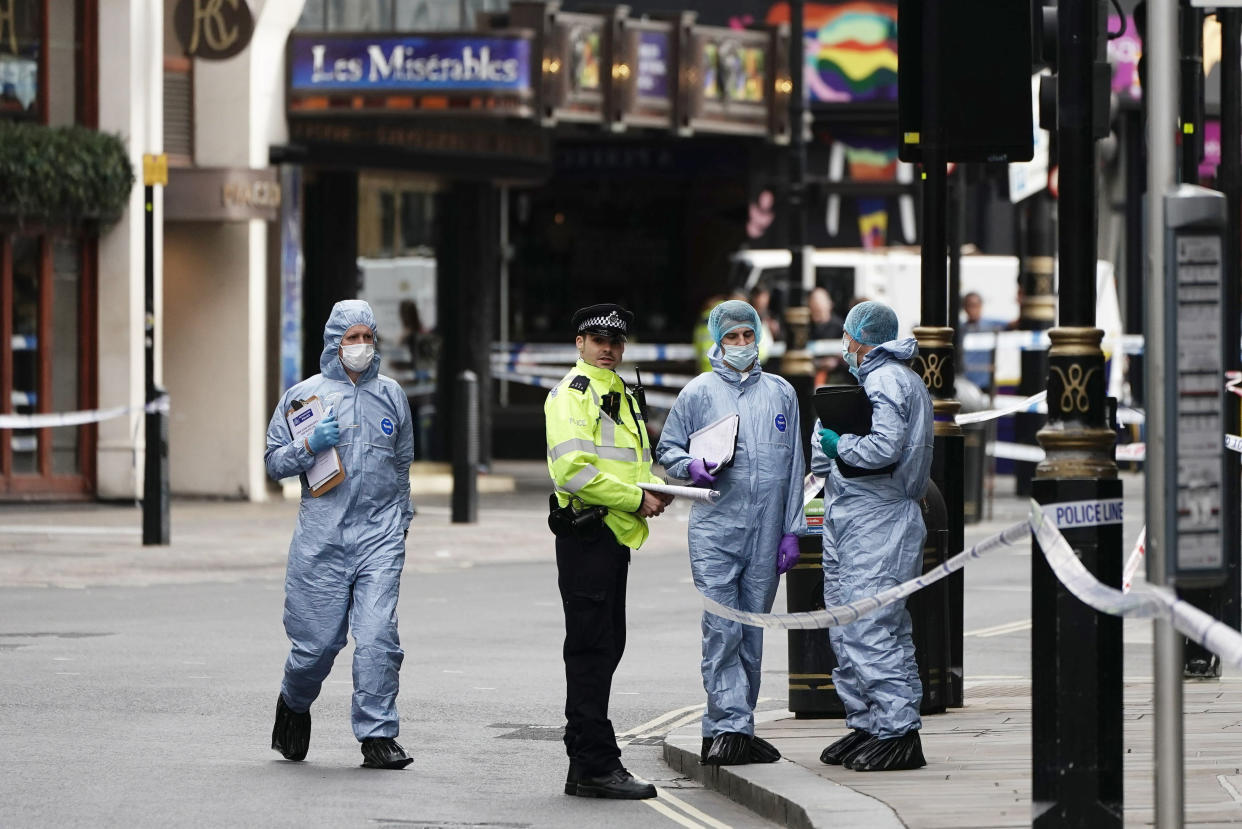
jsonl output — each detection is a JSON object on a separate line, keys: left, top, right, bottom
{"left": 656, "top": 299, "right": 806, "bottom": 766}
{"left": 545, "top": 303, "right": 672, "bottom": 800}
{"left": 812, "top": 300, "right": 933, "bottom": 772}
{"left": 264, "top": 299, "right": 416, "bottom": 770}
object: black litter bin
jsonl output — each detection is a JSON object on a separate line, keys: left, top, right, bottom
{"left": 786, "top": 480, "right": 951, "bottom": 717}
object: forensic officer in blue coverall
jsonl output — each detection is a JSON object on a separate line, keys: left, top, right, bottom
{"left": 265, "top": 300, "right": 416, "bottom": 770}
{"left": 657, "top": 300, "right": 805, "bottom": 766}
{"left": 812, "top": 300, "right": 932, "bottom": 772}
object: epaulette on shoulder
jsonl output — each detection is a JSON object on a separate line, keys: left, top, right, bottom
{"left": 568, "top": 375, "right": 591, "bottom": 392}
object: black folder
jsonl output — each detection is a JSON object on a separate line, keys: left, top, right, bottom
{"left": 812, "top": 386, "right": 897, "bottom": 478}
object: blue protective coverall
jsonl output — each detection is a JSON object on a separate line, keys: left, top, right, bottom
{"left": 810, "top": 337, "right": 933, "bottom": 738}
{"left": 264, "top": 300, "right": 415, "bottom": 740}
{"left": 657, "top": 347, "right": 806, "bottom": 737}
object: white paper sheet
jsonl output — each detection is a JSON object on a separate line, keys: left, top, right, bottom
{"left": 638, "top": 482, "right": 720, "bottom": 505}
{"left": 688, "top": 413, "right": 739, "bottom": 471}
{"left": 286, "top": 396, "right": 343, "bottom": 491}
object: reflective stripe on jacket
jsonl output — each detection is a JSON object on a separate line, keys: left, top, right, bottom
{"left": 545, "top": 358, "right": 662, "bottom": 549}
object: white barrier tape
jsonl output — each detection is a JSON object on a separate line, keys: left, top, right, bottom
{"left": 956, "top": 391, "right": 1048, "bottom": 425}
{"left": 1122, "top": 527, "right": 1147, "bottom": 593}
{"left": 492, "top": 343, "right": 697, "bottom": 364}
{"left": 1227, "top": 434, "right": 1242, "bottom": 454}
{"left": 702, "top": 520, "right": 1031, "bottom": 630}
{"left": 961, "top": 331, "right": 1145, "bottom": 355}
{"left": 987, "top": 441, "right": 1148, "bottom": 463}
{"left": 1029, "top": 501, "right": 1242, "bottom": 670}
{"left": 492, "top": 361, "right": 696, "bottom": 390}
{"left": 491, "top": 369, "right": 681, "bottom": 409}
{"left": 0, "top": 396, "right": 169, "bottom": 430}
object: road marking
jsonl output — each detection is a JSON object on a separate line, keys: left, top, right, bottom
{"left": 965, "top": 618, "right": 1032, "bottom": 638}
{"left": 0, "top": 525, "right": 139, "bottom": 536}
{"left": 643, "top": 798, "right": 708, "bottom": 828}
{"left": 1218, "top": 775, "right": 1242, "bottom": 805}
{"left": 618, "top": 702, "right": 706, "bottom": 738}
{"left": 656, "top": 788, "right": 733, "bottom": 829}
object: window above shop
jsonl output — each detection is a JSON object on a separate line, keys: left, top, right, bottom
{"left": 295, "top": 0, "right": 509, "bottom": 32}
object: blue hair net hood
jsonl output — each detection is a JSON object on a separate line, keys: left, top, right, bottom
{"left": 707, "top": 300, "right": 761, "bottom": 345}
{"left": 320, "top": 300, "right": 380, "bottom": 380}
{"left": 843, "top": 301, "right": 898, "bottom": 346}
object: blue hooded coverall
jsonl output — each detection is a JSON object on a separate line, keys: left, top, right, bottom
{"left": 811, "top": 336, "right": 933, "bottom": 739}
{"left": 264, "top": 300, "right": 415, "bottom": 741}
{"left": 657, "top": 347, "right": 805, "bottom": 738}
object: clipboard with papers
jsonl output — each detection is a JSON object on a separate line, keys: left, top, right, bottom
{"left": 688, "top": 413, "right": 739, "bottom": 472}
{"left": 285, "top": 395, "right": 346, "bottom": 497}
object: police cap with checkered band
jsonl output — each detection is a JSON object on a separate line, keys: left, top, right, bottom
{"left": 571, "top": 303, "right": 633, "bottom": 341}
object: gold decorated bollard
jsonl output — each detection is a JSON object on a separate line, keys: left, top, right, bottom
{"left": 1036, "top": 328, "right": 1117, "bottom": 480}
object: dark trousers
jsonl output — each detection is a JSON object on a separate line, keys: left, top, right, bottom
{"left": 556, "top": 527, "right": 630, "bottom": 776}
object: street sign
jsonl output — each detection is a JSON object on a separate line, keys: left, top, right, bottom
{"left": 142, "top": 153, "right": 168, "bottom": 187}
{"left": 1162, "top": 185, "right": 1229, "bottom": 586}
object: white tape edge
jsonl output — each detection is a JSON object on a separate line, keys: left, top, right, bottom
{"left": 1122, "top": 527, "right": 1147, "bottom": 593}
{"left": 0, "top": 396, "right": 169, "bottom": 430}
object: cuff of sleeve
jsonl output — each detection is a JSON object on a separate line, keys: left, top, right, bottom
{"left": 624, "top": 485, "right": 644, "bottom": 513}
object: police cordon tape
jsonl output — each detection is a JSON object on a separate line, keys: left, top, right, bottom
{"left": 702, "top": 500, "right": 1242, "bottom": 672}
{"left": 0, "top": 396, "right": 170, "bottom": 430}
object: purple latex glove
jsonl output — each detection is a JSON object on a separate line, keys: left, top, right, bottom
{"left": 688, "top": 458, "right": 718, "bottom": 486}
{"left": 777, "top": 533, "right": 800, "bottom": 575}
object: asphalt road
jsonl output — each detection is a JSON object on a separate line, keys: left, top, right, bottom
{"left": 0, "top": 507, "right": 782, "bottom": 828}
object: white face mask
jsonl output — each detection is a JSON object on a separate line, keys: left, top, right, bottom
{"left": 340, "top": 343, "right": 375, "bottom": 372}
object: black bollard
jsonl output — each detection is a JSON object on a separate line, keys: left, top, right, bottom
{"left": 451, "top": 370, "right": 478, "bottom": 524}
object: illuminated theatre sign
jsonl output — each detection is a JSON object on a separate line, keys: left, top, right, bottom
{"left": 286, "top": 32, "right": 536, "bottom": 117}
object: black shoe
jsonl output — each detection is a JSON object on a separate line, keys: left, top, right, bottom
{"left": 271, "top": 694, "right": 311, "bottom": 761}
{"left": 819, "top": 729, "right": 872, "bottom": 766}
{"left": 574, "top": 768, "right": 657, "bottom": 800}
{"left": 749, "top": 735, "right": 781, "bottom": 763}
{"left": 565, "top": 762, "right": 579, "bottom": 796}
{"left": 848, "top": 731, "right": 926, "bottom": 772}
{"left": 703, "top": 732, "right": 752, "bottom": 766}
{"left": 1184, "top": 655, "right": 1221, "bottom": 679}
{"left": 360, "top": 737, "right": 413, "bottom": 769}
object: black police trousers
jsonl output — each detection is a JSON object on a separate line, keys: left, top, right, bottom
{"left": 555, "top": 526, "right": 630, "bottom": 776}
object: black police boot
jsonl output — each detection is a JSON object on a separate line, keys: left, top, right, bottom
{"left": 271, "top": 694, "right": 311, "bottom": 762}
{"left": 749, "top": 735, "right": 781, "bottom": 763}
{"left": 565, "top": 762, "right": 579, "bottom": 795}
{"left": 703, "top": 732, "right": 752, "bottom": 765}
{"left": 1184, "top": 654, "right": 1221, "bottom": 679}
{"left": 819, "top": 729, "right": 872, "bottom": 765}
{"left": 574, "top": 768, "right": 657, "bottom": 800}
{"left": 360, "top": 737, "right": 413, "bottom": 769}
{"left": 848, "top": 730, "right": 926, "bottom": 772}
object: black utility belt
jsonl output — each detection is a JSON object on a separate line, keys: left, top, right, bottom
{"left": 548, "top": 493, "right": 609, "bottom": 539}
{"left": 835, "top": 460, "right": 898, "bottom": 479}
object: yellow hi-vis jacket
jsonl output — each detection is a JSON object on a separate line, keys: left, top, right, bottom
{"left": 545, "top": 359, "right": 663, "bottom": 549}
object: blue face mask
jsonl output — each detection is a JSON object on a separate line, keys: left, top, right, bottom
{"left": 722, "top": 342, "right": 759, "bottom": 372}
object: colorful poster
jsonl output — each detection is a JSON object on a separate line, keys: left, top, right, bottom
{"left": 637, "top": 31, "right": 670, "bottom": 99}
{"left": 765, "top": 1, "right": 898, "bottom": 104}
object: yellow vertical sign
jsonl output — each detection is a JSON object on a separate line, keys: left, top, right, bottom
{"left": 143, "top": 153, "right": 168, "bottom": 187}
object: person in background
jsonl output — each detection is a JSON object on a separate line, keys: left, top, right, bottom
{"left": 694, "top": 294, "right": 728, "bottom": 374}
{"left": 809, "top": 287, "right": 847, "bottom": 386}
{"left": 960, "top": 291, "right": 1005, "bottom": 392}
{"left": 657, "top": 299, "right": 805, "bottom": 767}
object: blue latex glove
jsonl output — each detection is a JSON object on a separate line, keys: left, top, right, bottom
{"left": 688, "top": 458, "right": 718, "bottom": 486}
{"left": 818, "top": 427, "right": 840, "bottom": 460}
{"left": 777, "top": 532, "right": 800, "bottom": 574}
{"left": 307, "top": 413, "right": 340, "bottom": 454}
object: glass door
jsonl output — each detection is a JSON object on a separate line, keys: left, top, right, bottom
{"left": 0, "top": 233, "right": 95, "bottom": 497}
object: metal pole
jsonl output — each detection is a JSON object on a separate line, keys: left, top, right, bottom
{"left": 782, "top": 0, "right": 815, "bottom": 460}
{"left": 1145, "top": 0, "right": 1183, "bottom": 824}
{"left": 142, "top": 183, "right": 168, "bottom": 546}
{"left": 452, "top": 369, "right": 478, "bottom": 524}
{"left": 1220, "top": 6, "right": 1242, "bottom": 646}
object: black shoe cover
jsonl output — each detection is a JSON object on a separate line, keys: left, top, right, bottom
{"left": 819, "top": 729, "right": 872, "bottom": 766}
{"left": 848, "top": 730, "right": 926, "bottom": 772}
{"left": 565, "top": 762, "right": 579, "bottom": 795}
{"left": 700, "top": 737, "right": 713, "bottom": 763}
{"left": 749, "top": 735, "right": 781, "bottom": 763}
{"left": 704, "top": 732, "right": 753, "bottom": 765}
{"left": 574, "top": 768, "right": 657, "bottom": 799}
{"left": 271, "top": 694, "right": 311, "bottom": 761}
{"left": 360, "top": 737, "right": 413, "bottom": 769}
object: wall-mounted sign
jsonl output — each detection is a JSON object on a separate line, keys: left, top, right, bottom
{"left": 174, "top": 0, "right": 255, "bottom": 61}
{"left": 686, "top": 24, "right": 788, "bottom": 141}
{"left": 164, "top": 167, "right": 281, "bottom": 222}
{"left": 614, "top": 14, "right": 689, "bottom": 132}
{"left": 286, "top": 33, "right": 535, "bottom": 118}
